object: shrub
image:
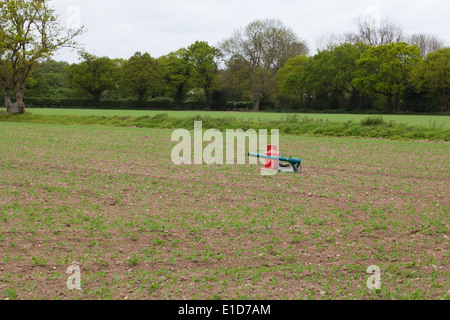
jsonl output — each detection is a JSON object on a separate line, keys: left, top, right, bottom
{"left": 360, "top": 116, "right": 386, "bottom": 126}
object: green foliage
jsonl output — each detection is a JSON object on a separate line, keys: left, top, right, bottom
{"left": 3, "top": 288, "right": 17, "bottom": 300}
{"left": 1, "top": 111, "right": 448, "bottom": 141}
{"left": 360, "top": 116, "right": 386, "bottom": 126}
{"left": 66, "top": 52, "right": 121, "bottom": 100}
{"left": 276, "top": 40, "right": 447, "bottom": 113}
{"left": 186, "top": 41, "right": 222, "bottom": 109}
{"left": 312, "top": 43, "right": 370, "bottom": 107}
{"left": 26, "top": 60, "right": 76, "bottom": 98}
{"left": 218, "top": 58, "right": 253, "bottom": 103}
{"left": 353, "top": 42, "right": 422, "bottom": 112}
{"left": 23, "top": 97, "right": 176, "bottom": 110}
{"left": 3, "top": 17, "right": 446, "bottom": 114}
{"left": 278, "top": 43, "right": 374, "bottom": 111}
{"left": 158, "top": 50, "right": 193, "bottom": 106}
{"left": 121, "top": 52, "right": 163, "bottom": 101}
{"left": 278, "top": 55, "right": 313, "bottom": 105}
{"left": 0, "top": 0, "right": 84, "bottom": 113}
{"left": 410, "top": 48, "right": 450, "bottom": 111}
{"left": 224, "top": 101, "right": 254, "bottom": 110}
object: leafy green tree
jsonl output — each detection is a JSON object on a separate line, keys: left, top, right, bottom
{"left": 410, "top": 47, "right": 450, "bottom": 111}
{"left": 310, "top": 43, "right": 370, "bottom": 108}
{"left": 220, "top": 19, "right": 308, "bottom": 111}
{"left": 186, "top": 41, "right": 221, "bottom": 109}
{"left": 278, "top": 43, "right": 370, "bottom": 110}
{"left": 217, "top": 57, "right": 252, "bottom": 104}
{"left": 66, "top": 52, "right": 121, "bottom": 101}
{"left": 122, "top": 52, "right": 162, "bottom": 101}
{"left": 352, "top": 42, "right": 421, "bottom": 112}
{"left": 158, "top": 50, "right": 193, "bottom": 107}
{"left": 277, "top": 55, "right": 314, "bottom": 106}
{"left": 0, "top": 0, "right": 84, "bottom": 114}
{"left": 26, "top": 60, "right": 74, "bottom": 98}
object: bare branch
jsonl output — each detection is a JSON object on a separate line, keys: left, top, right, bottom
{"left": 342, "top": 15, "right": 405, "bottom": 46}
{"left": 407, "top": 33, "right": 446, "bottom": 57}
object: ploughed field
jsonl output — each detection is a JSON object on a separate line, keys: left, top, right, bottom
{"left": 0, "top": 122, "right": 448, "bottom": 300}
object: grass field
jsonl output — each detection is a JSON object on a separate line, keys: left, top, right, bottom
{"left": 2, "top": 110, "right": 449, "bottom": 142}
{"left": 0, "top": 121, "right": 448, "bottom": 300}
{"left": 26, "top": 108, "right": 449, "bottom": 129}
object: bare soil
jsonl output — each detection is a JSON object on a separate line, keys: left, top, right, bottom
{"left": 0, "top": 123, "right": 448, "bottom": 300}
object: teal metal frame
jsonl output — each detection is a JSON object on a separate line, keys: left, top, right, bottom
{"left": 248, "top": 153, "right": 302, "bottom": 173}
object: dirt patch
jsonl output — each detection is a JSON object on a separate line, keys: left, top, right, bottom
{"left": 0, "top": 123, "right": 448, "bottom": 300}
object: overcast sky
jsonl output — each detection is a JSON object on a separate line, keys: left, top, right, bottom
{"left": 51, "top": 0, "right": 450, "bottom": 63}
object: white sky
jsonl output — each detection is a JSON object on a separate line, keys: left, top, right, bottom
{"left": 51, "top": 0, "right": 450, "bottom": 63}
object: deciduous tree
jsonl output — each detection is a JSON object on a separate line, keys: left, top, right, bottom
{"left": 220, "top": 19, "right": 308, "bottom": 111}
{"left": 312, "top": 43, "right": 369, "bottom": 108}
{"left": 158, "top": 50, "right": 193, "bottom": 107}
{"left": 186, "top": 41, "right": 221, "bottom": 110}
{"left": 353, "top": 42, "right": 421, "bottom": 112}
{"left": 66, "top": 52, "right": 121, "bottom": 101}
{"left": 344, "top": 16, "right": 404, "bottom": 46}
{"left": 26, "top": 59, "right": 73, "bottom": 98}
{"left": 0, "top": 0, "right": 84, "bottom": 114}
{"left": 410, "top": 47, "right": 449, "bottom": 111}
{"left": 407, "top": 33, "right": 446, "bottom": 58}
{"left": 122, "top": 52, "right": 161, "bottom": 101}
{"left": 277, "top": 55, "right": 314, "bottom": 106}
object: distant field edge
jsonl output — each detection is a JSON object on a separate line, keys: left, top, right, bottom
{"left": 0, "top": 111, "right": 449, "bottom": 142}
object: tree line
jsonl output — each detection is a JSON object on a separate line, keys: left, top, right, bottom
{"left": 1, "top": 1, "right": 448, "bottom": 114}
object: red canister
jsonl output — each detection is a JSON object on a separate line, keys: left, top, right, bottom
{"left": 265, "top": 145, "right": 279, "bottom": 170}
